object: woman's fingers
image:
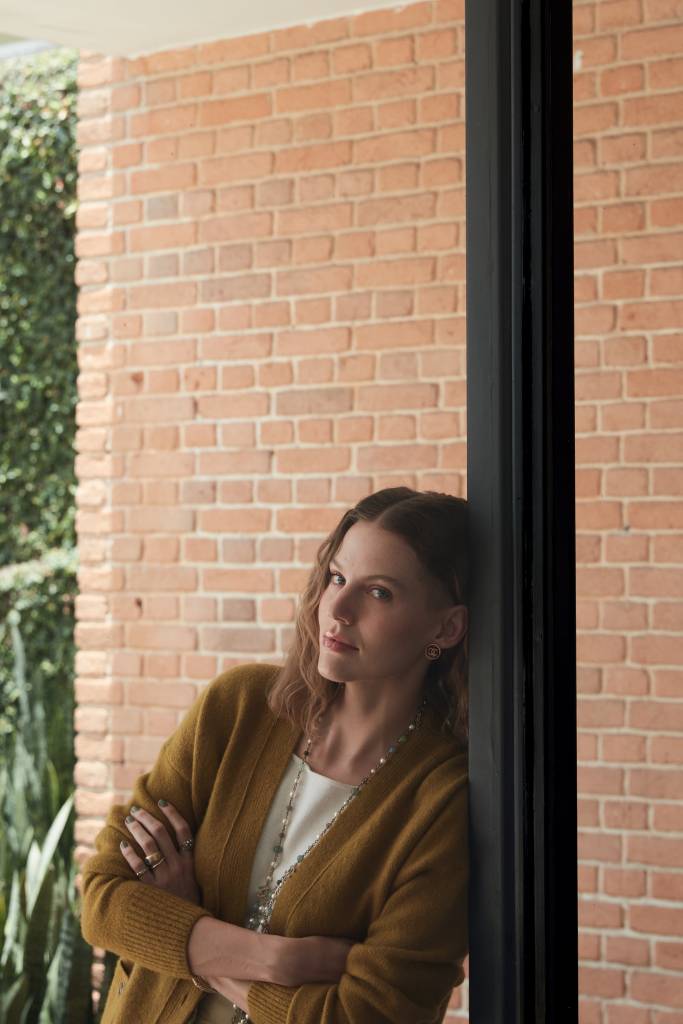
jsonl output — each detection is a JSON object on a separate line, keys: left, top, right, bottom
{"left": 120, "top": 840, "right": 154, "bottom": 884}
{"left": 156, "top": 800, "right": 194, "bottom": 851}
{"left": 124, "top": 806, "right": 175, "bottom": 862}
{"left": 120, "top": 800, "right": 202, "bottom": 904}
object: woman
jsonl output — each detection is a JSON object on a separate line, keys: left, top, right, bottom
{"left": 80, "top": 486, "right": 470, "bottom": 1023}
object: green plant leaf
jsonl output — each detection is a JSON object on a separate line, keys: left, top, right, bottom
{"left": 26, "top": 795, "right": 73, "bottom": 918}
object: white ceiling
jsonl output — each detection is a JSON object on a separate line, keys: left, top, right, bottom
{"left": 0, "top": 0, "right": 408, "bottom": 57}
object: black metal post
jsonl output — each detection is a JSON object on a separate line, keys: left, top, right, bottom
{"left": 465, "top": 0, "right": 578, "bottom": 1020}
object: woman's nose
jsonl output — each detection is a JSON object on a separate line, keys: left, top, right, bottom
{"left": 329, "top": 590, "right": 353, "bottom": 622}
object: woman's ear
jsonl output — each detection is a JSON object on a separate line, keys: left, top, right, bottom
{"left": 435, "top": 605, "right": 468, "bottom": 649}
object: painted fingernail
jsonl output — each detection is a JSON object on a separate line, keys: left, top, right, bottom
{"left": 121, "top": 840, "right": 129, "bottom": 848}
{"left": 158, "top": 798, "right": 168, "bottom": 807}
{"left": 125, "top": 815, "right": 134, "bottom": 824}
{"left": 130, "top": 805, "right": 140, "bottom": 813}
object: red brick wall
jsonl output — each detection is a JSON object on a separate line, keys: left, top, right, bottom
{"left": 573, "top": 2, "right": 683, "bottom": 1020}
{"left": 73, "top": 1, "right": 683, "bottom": 1018}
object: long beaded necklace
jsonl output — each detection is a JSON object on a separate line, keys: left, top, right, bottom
{"left": 228, "top": 692, "right": 430, "bottom": 1024}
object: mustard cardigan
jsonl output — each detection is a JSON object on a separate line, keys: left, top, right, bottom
{"left": 80, "top": 662, "right": 469, "bottom": 1023}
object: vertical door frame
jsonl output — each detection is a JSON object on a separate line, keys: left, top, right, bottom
{"left": 465, "top": 1, "right": 579, "bottom": 1020}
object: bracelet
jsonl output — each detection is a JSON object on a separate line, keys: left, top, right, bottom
{"left": 191, "top": 973, "right": 217, "bottom": 993}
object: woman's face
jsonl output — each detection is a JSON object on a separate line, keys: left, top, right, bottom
{"left": 317, "top": 519, "right": 467, "bottom": 685}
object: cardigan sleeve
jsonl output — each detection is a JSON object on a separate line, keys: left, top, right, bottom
{"left": 246, "top": 771, "right": 469, "bottom": 1024}
{"left": 79, "top": 679, "right": 219, "bottom": 978}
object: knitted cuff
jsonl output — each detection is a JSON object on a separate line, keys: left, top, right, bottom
{"left": 246, "top": 980, "right": 297, "bottom": 1024}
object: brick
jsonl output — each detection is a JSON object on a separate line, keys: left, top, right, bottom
{"left": 421, "top": 91, "right": 461, "bottom": 124}
{"left": 603, "top": 202, "right": 645, "bottom": 234}
{"left": 353, "top": 66, "right": 435, "bottom": 104}
{"left": 650, "top": 400, "right": 683, "bottom": 429}
{"left": 656, "top": 941, "right": 683, "bottom": 972}
{"left": 625, "top": 164, "right": 683, "bottom": 196}
{"left": 603, "top": 269, "right": 645, "bottom": 299}
{"left": 358, "top": 193, "right": 436, "bottom": 227}
{"left": 247, "top": 56, "right": 288, "bottom": 88}
{"left": 602, "top": 65, "right": 644, "bottom": 95}
{"left": 196, "top": 34, "right": 269, "bottom": 64}
{"left": 198, "top": 94, "right": 271, "bottom": 127}
{"left": 354, "top": 128, "right": 436, "bottom": 163}
{"left": 625, "top": 434, "right": 683, "bottom": 463}
{"left": 631, "top": 634, "right": 683, "bottom": 664}
{"left": 575, "top": 169, "right": 619, "bottom": 201}
{"left": 604, "top": 867, "right": 648, "bottom": 899}
{"left": 653, "top": 125, "right": 683, "bottom": 159}
{"left": 650, "top": 55, "right": 683, "bottom": 91}
{"left": 579, "top": 965, "right": 625, "bottom": 999}
{"left": 604, "top": 800, "right": 649, "bottom": 830}
{"left": 622, "top": 24, "right": 683, "bottom": 59}
{"left": 199, "top": 152, "right": 273, "bottom": 186}
{"left": 129, "top": 222, "right": 196, "bottom": 252}
{"left": 654, "top": 803, "right": 683, "bottom": 831}
{"left": 651, "top": 267, "right": 683, "bottom": 295}
{"left": 632, "top": 970, "right": 683, "bottom": 1008}
{"left": 276, "top": 266, "right": 352, "bottom": 296}
{"left": 652, "top": 870, "right": 683, "bottom": 903}
{"left": 597, "top": 0, "right": 643, "bottom": 28}
{"left": 579, "top": 897, "right": 624, "bottom": 929}
{"left": 575, "top": 140, "right": 597, "bottom": 169}
{"left": 276, "top": 80, "right": 350, "bottom": 115}
{"left": 624, "top": 91, "right": 683, "bottom": 127}
{"left": 198, "top": 211, "right": 273, "bottom": 244}
{"left": 578, "top": 765, "right": 625, "bottom": 795}
{"left": 574, "top": 102, "right": 618, "bottom": 136}
{"left": 574, "top": 71, "right": 598, "bottom": 103}
{"left": 575, "top": 238, "right": 617, "bottom": 268}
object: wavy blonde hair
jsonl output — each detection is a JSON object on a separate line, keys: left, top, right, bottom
{"left": 266, "top": 486, "right": 470, "bottom": 747}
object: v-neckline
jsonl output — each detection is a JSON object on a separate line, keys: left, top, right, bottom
{"left": 223, "top": 699, "right": 445, "bottom": 933}
{"left": 291, "top": 752, "right": 357, "bottom": 789}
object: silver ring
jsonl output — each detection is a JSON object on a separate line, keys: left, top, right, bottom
{"left": 180, "top": 837, "right": 194, "bottom": 852}
{"left": 136, "top": 866, "right": 150, "bottom": 878}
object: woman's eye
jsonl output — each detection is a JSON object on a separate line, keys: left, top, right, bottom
{"left": 327, "top": 571, "right": 390, "bottom": 600}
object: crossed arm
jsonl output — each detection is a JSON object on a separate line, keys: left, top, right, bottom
{"left": 81, "top": 762, "right": 468, "bottom": 1022}
{"left": 79, "top": 674, "right": 469, "bottom": 1022}
{"left": 246, "top": 778, "right": 469, "bottom": 1024}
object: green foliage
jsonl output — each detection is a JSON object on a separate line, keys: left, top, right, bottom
{"left": 0, "top": 548, "right": 77, "bottom": 797}
{"left": 0, "top": 47, "right": 79, "bottom": 566}
{"left": 0, "top": 620, "right": 96, "bottom": 1024}
{"left": 0, "top": 47, "right": 109, "bottom": 1022}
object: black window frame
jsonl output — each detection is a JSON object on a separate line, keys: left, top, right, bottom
{"left": 465, "top": 0, "right": 579, "bottom": 1019}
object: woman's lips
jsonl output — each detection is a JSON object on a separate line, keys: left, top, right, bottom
{"left": 322, "top": 635, "right": 357, "bottom": 652}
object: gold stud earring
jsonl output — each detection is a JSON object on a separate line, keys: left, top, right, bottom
{"left": 425, "top": 642, "right": 441, "bottom": 660}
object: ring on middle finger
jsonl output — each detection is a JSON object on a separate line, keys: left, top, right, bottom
{"left": 143, "top": 851, "right": 165, "bottom": 869}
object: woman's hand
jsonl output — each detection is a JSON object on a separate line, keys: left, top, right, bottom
{"left": 201, "top": 937, "right": 355, "bottom": 1016}
{"left": 272, "top": 934, "right": 355, "bottom": 987}
{"left": 203, "top": 976, "right": 252, "bottom": 1013}
{"left": 119, "top": 800, "right": 201, "bottom": 905}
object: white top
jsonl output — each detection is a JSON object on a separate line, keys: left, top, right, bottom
{"left": 195, "top": 754, "right": 355, "bottom": 1024}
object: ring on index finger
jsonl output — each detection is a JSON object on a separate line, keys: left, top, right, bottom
{"left": 180, "top": 837, "right": 194, "bottom": 853}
